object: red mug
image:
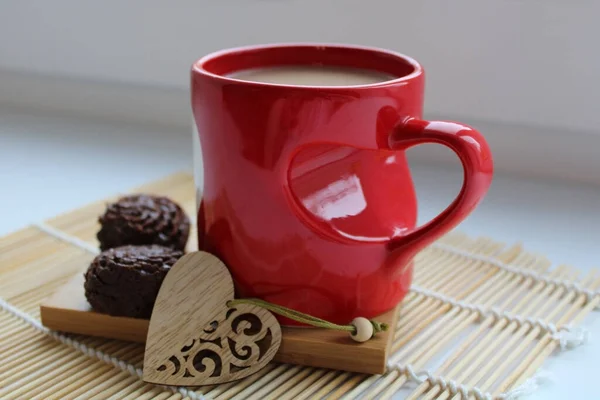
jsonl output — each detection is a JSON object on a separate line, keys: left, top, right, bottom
{"left": 191, "top": 44, "right": 493, "bottom": 325}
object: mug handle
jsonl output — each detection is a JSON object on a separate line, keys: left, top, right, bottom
{"left": 283, "top": 118, "right": 493, "bottom": 252}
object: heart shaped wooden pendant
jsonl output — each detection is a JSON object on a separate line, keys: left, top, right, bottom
{"left": 143, "top": 251, "right": 282, "bottom": 386}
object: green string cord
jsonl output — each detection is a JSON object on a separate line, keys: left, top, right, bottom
{"left": 227, "top": 298, "right": 389, "bottom": 336}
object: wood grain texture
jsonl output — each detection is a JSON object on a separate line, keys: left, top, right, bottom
{"left": 40, "top": 272, "right": 399, "bottom": 375}
{"left": 143, "top": 251, "right": 282, "bottom": 386}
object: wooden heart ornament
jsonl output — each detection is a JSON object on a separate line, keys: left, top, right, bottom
{"left": 143, "top": 251, "right": 282, "bottom": 386}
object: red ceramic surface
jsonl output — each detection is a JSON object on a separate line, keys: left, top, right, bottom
{"left": 191, "top": 44, "right": 493, "bottom": 325}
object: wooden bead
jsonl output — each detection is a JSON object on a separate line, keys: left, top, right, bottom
{"left": 350, "top": 317, "right": 373, "bottom": 342}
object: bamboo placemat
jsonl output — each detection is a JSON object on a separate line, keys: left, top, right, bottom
{"left": 1, "top": 172, "right": 598, "bottom": 400}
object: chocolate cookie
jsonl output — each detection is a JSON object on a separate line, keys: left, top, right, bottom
{"left": 97, "top": 194, "right": 190, "bottom": 251}
{"left": 84, "top": 245, "right": 183, "bottom": 318}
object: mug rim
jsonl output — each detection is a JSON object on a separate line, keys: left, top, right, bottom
{"left": 192, "top": 43, "right": 423, "bottom": 90}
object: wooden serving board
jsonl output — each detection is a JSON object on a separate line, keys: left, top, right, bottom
{"left": 41, "top": 275, "right": 399, "bottom": 375}
{"left": 39, "top": 176, "right": 400, "bottom": 376}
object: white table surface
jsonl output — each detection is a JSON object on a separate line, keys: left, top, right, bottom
{"left": 2, "top": 108, "right": 599, "bottom": 399}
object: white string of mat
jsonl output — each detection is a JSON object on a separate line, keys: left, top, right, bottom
{"left": 35, "top": 222, "right": 101, "bottom": 255}
{"left": 409, "top": 286, "right": 589, "bottom": 351}
{"left": 431, "top": 242, "right": 600, "bottom": 309}
{"left": 386, "top": 362, "right": 552, "bottom": 400}
{"left": 12, "top": 222, "right": 590, "bottom": 399}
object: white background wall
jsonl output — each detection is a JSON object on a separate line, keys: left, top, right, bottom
{"left": 2, "top": 0, "right": 599, "bottom": 131}
{"left": 1, "top": 0, "right": 600, "bottom": 183}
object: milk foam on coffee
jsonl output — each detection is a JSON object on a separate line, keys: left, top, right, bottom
{"left": 228, "top": 65, "right": 396, "bottom": 86}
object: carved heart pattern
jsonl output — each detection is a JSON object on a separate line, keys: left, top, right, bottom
{"left": 143, "top": 252, "right": 282, "bottom": 386}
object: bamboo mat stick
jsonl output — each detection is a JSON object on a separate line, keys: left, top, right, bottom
{"left": 75, "top": 370, "right": 135, "bottom": 400}
{"left": 37, "top": 362, "right": 114, "bottom": 400}
{"left": 392, "top": 297, "right": 443, "bottom": 343}
{"left": 276, "top": 369, "right": 329, "bottom": 400}
{"left": 0, "top": 332, "right": 61, "bottom": 364}
{"left": 0, "top": 318, "right": 31, "bottom": 337}
{"left": 109, "top": 381, "right": 157, "bottom": 400}
{"left": 0, "top": 227, "right": 43, "bottom": 252}
{"left": 155, "top": 393, "right": 183, "bottom": 400}
{"left": 27, "top": 359, "right": 110, "bottom": 400}
{"left": 17, "top": 357, "right": 105, "bottom": 399}
{"left": 306, "top": 371, "right": 354, "bottom": 399}
{"left": 292, "top": 371, "right": 349, "bottom": 400}
{"left": 324, "top": 373, "right": 371, "bottom": 400}
{"left": 0, "top": 341, "right": 142, "bottom": 397}
{"left": 0, "top": 343, "right": 73, "bottom": 379}
{"left": 211, "top": 365, "right": 282, "bottom": 399}
{"left": 2, "top": 351, "right": 91, "bottom": 396}
{"left": 163, "top": 394, "right": 185, "bottom": 400}
{"left": 417, "top": 240, "right": 499, "bottom": 293}
{"left": 431, "top": 245, "right": 505, "bottom": 298}
{"left": 392, "top": 295, "right": 441, "bottom": 337}
{"left": 230, "top": 366, "right": 304, "bottom": 400}
{"left": 64, "top": 369, "right": 135, "bottom": 400}
{"left": 204, "top": 373, "right": 254, "bottom": 399}
{"left": 393, "top": 292, "right": 422, "bottom": 320}
{"left": 9, "top": 277, "right": 77, "bottom": 307}
{"left": 395, "top": 293, "right": 434, "bottom": 326}
{"left": 89, "top": 374, "right": 143, "bottom": 399}
{"left": 412, "top": 251, "right": 466, "bottom": 285}
{"left": 0, "top": 236, "right": 70, "bottom": 273}
{"left": 10, "top": 280, "right": 81, "bottom": 314}
{"left": 128, "top": 387, "right": 177, "bottom": 400}
{"left": 260, "top": 366, "right": 317, "bottom": 400}
{"left": 0, "top": 250, "right": 86, "bottom": 294}
{"left": 359, "top": 370, "right": 404, "bottom": 400}
{"left": 222, "top": 365, "right": 295, "bottom": 400}
{"left": 418, "top": 242, "right": 506, "bottom": 299}
{"left": 2, "top": 338, "right": 138, "bottom": 396}
{"left": 121, "top": 386, "right": 164, "bottom": 400}
{"left": 412, "top": 238, "right": 491, "bottom": 284}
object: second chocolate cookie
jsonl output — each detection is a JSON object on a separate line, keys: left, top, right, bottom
{"left": 97, "top": 194, "right": 190, "bottom": 251}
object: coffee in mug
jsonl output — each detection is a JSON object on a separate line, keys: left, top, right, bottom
{"left": 228, "top": 65, "right": 396, "bottom": 86}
